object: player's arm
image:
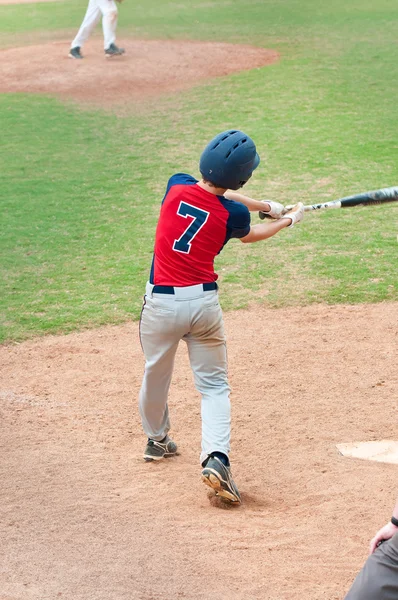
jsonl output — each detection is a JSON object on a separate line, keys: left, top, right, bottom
{"left": 369, "top": 496, "right": 398, "bottom": 554}
{"left": 224, "top": 190, "right": 269, "bottom": 212}
{"left": 240, "top": 203, "right": 304, "bottom": 243}
{"left": 224, "top": 190, "right": 285, "bottom": 219}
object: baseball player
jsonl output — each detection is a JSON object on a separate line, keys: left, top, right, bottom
{"left": 344, "top": 493, "right": 398, "bottom": 599}
{"left": 69, "top": 0, "right": 125, "bottom": 59}
{"left": 138, "top": 129, "right": 305, "bottom": 504}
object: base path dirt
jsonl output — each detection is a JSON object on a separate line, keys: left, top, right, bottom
{"left": 1, "top": 302, "right": 397, "bottom": 600}
{"left": 0, "top": 39, "right": 278, "bottom": 108}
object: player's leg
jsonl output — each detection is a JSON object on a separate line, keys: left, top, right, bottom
{"left": 185, "top": 293, "right": 241, "bottom": 503}
{"left": 97, "top": 0, "right": 125, "bottom": 55}
{"left": 139, "top": 294, "right": 187, "bottom": 458}
{"left": 344, "top": 534, "right": 398, "bottom": 600}
{"left": 70, "top": 0, "right": 101, "bottom": 54}
{"left": 185, "top": 293, "right": 230, "bottom": 462}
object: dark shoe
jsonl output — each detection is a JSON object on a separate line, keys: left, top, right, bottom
{"left": 201, "top": 456, "right": 241, "bottom": 504}
{"left": 105, "top": 43, "right": 125, "bottom": 57}
{"left": 69, "top": 46, "right": 83, "bottom": 59}
{"left": 143, "top": 436, "right": 177, "bottom": 461}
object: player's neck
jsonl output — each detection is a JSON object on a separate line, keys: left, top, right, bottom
{"left": 197, "top": 179, "right": 227, "bottom": 196}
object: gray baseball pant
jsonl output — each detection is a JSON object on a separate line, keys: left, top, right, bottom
{"left": 138, "top": 282, "right": 231, "bottom": 465}
{"left": 344, "top": 532, "right": 398, "bottom": 600}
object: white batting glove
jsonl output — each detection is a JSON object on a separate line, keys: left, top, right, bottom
{"left": 260, "top": 200, "right": 285, "bottom": 219}
{"left": 280, "top": 202, "right": 305, "bottom": 227}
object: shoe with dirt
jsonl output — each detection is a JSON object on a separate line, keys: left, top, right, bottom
{"left": 143, "top": 436, "right": 178, "bottom": 461}
{"left": 201, "top": 456, "right": 242, "bottom": 504}
{"left": 69, "top": 46, "right": 83, "bottom": 59}
{"left": 105, "top": 43, "right": 125, "bottom": 57}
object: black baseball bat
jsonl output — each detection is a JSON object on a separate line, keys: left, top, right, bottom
{"left": 259, "top": 186, "right": 398, "bottom": 219}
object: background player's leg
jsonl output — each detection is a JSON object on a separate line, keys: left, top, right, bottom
{"left": 97, "top": 0, "right": 118, "bottom": 50}
{"left": 344, "top": 534, "right": 398, "bottom": 600}
{"left": 184, "top": 294, "right": 231, "bottom": 465}
{"left": 71, "top": 0, "right": 101, "bottom": 50}
{"left": 139, "top": 295, "right": 187, "bottom": 441}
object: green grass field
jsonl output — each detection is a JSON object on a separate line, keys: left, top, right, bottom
{"left": 1, "top": 0, "right": 397, "bottom": 343}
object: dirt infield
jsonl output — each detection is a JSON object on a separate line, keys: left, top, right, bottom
{"left": 1, "top": 302, "right": 397, "bottom": 600}
{"left": 0, "top": 39, "right": 278, "bottom": 108}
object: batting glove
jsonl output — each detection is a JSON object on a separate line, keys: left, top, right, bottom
{"left": 259, "top": 200, "right": 285, "bottom": 219}
{"left": 280, "top": 202, "right": 305, "bottom": 227}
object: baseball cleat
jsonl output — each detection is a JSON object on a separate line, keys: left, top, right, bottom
{"left": 105, "top": 43, "right": 125, "bottom": 57}
{"left": 143, "top": 436, "right": 178, "bottom": 461}
{"left": 69, "top": 46, "right": 83, "bottom": 59}
{"left": 201, "top": 456, "right": 242, "bottom": 504}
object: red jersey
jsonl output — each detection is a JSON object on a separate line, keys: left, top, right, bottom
{"left": 150, "top": 173, "right": 250, "bottom": 286}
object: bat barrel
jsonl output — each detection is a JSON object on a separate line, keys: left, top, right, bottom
{"left": 340, "top": 186, "right": 398, "bottom": 206}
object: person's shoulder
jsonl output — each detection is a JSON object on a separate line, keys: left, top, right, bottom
{"left": 166, "top": 173, "right": 198, "bottom": 190}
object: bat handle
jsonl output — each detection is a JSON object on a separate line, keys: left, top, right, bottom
{"left": 259, "top": 204, "right": 306, "bottom": 219}
{"left": 283, "top": 204, "right": 310, "bottom": 213}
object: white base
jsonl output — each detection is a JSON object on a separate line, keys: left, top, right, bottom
{"left": 337, "top": 440, "right": 398, "bottom": 464}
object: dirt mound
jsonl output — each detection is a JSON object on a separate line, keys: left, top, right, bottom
{"left": 0, "top": 39, "right": 278, "bottom": 107}
{"left": 1, "top": 302, "right": 397, "bottom": 599}
{"left": 0, "top": 0, "right": 58, "bottom": 4}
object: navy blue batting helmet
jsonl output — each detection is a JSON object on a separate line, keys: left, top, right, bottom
{"left": 199, "top": 130, "right": 260, "bottom": 190}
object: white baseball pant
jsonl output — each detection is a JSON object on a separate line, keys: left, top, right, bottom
{"left": 139, "top": 282, "right": 231, "bottom": 465}
{"left": 71, "top": 0, "right": 118, "bottom": 50}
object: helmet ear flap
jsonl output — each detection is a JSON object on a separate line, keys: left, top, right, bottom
{"left": 199, "top": 130, "right": 260, "bottom": 190}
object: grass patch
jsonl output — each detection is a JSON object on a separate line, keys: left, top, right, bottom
{"left": 1, "top": 0, "right": 397, "bottom": 342}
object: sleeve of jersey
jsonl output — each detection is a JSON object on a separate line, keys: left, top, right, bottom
{"left": 225, "top": 201, "right": 251, "bottom": 239}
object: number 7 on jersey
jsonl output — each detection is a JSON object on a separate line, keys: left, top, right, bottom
{"left": 173, "top": 201, "right": 210, "bottom": 254}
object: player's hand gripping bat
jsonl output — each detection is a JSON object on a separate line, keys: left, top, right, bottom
{"left": 258, "top": 186, "right": 398, "bottom": 220}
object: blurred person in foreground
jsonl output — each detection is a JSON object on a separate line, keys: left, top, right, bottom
{"left": 344, "top": 493, "right": 398, "bottom": 600}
